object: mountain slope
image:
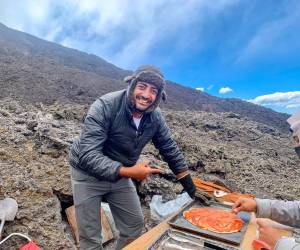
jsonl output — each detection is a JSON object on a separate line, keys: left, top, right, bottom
{"left": 0, "top": 23, "right": 289, "bottom": 132}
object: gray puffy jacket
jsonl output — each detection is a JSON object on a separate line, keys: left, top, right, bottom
{"left": 69, "top": 90, "right": 188, "bottom": 182}
{"left": 256, "top": 198, "right": 300, "bottom": 249}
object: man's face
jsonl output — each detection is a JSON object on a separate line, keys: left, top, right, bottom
{"left": 293, "top": 134, "right": 300, "bottom": 159}
{"left": 132, "top": 82, "right": 158, "bottom": 111}
{"left": 288, "top": 112, "right": 300, "bottom": 158}
{"left": 293, "top": 135, "right": 300, "bottom": 147}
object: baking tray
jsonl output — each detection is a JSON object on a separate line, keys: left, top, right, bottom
{"left": 148, "top": 228, "right": 239, "bottom": 250}
{"left": 168, "top": 201, "right": 250, "bottom": 246}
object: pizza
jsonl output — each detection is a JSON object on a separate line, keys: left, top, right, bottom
{"left": 183, "top": 207, "right": 244, "bottom": 233}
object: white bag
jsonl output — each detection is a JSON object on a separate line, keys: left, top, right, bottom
{"left": 149, "top": 192, "right": 192, "bottom": 222}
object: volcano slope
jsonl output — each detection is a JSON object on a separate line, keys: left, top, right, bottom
{"left": 0, "top": 99, "right": 298, "bottom": 249}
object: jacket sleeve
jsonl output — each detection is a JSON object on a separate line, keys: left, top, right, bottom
{"left": 256, "top": 198, "right": 300, "bottom": 228}
{"left": 78, "top": 99, "right": 122, "bottom": 182}
{"left": 275, "top": 237, "right": 300, "bottom": 250}
{"left": 69, "top": 136, "right": 80, "bottom": 169}
{"left": 152, "top": 111, "right": 188, "bottom": 175}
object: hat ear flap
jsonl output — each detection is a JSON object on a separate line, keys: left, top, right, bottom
{"left": 126, "top": 78, "right": 138, "bottom": 109}
{"left": 124, "top": 75, "right": 133, "bottom": 83}
{"left": 161, "top": 90, "right": 167, "bottom": 103}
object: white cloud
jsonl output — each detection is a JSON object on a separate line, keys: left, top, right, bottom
{"left": 196, "top": 87, "right": 204, "bottom": 92}
{"left": 0, "top": 0, "right": 56, "bottom": 38}
{"left": 248, "top": 91, "right": 300, "bottom": 109}
{"left": 286, "top": 104, "right": 300, "bottom": 108}
{"left": 236, "top": 3, "right": 300, "bottom": 64}
{"left": 0, "top": 0, "right": 239, "bottom": 69}
{"left": 207, "top": 84, "right": 214, "bottom": 90}
{"left": 219, "top": 87, "right": 233, "bottom": 94}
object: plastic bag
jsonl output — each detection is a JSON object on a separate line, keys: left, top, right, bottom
{"left": 150, "top": 192, "right": 192, "bottom": 223}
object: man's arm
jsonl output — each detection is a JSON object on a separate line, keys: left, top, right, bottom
{"left": 233, "top": 198, "right": 300, "bottom": 249}
{"left": 119, "top": 162, "right": 161, "bottom": 181}
{"left": 152, "top": 111, "right": 188, "bottom": 174}
{"left": 256, "top": 199, "right": 300, "bottom": 228}
{"left": 152, "top": 111, "right": 196, "bottom": 197}
{"left": 233, "top": 198, "right": 300, "bottom": 228}
{"left": 79, "top": 99, "right": 122, "bottom": 182}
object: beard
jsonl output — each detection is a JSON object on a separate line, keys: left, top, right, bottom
{"left": 132, "top": 105, "right": 146, "bottom": 113}
{"left": 133, "top": 96, "right": 153, "bottom": 112}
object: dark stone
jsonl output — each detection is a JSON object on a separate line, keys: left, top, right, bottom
{"left": 27, "top": 120, "right": 38, "bottom": 131}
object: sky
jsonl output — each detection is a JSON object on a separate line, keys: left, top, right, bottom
{"left": 1, "top": 0, "right": 300, "bottom": 114}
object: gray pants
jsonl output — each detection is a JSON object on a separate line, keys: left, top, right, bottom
{"left": 71, "top": 167, "right": 144, "bottom": 250}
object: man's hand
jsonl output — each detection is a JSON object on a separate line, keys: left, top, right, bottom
{"left": 177, "top": 172, "right": 196, "bottom": 199}
{"left": 232, "top": 197, "right": 257, "bottom": 213}
{"left": 119, "top": 162, "right": 161, "bottom": 181}
{"left": 194, "top": 190, "right": 215, "bottom": 206}
{"left": 256, "top": 219, "right": 283, "bottom": 249}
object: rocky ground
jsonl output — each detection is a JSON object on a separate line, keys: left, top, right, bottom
{"left": 0, "top": 98, "right": 299, "bottom": 249}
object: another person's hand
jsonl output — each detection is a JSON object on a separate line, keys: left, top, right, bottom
{"left": 232, "top": 197, "right": 257, "bottom": 213}
{"left": 119, "top": 162, "right": 161, "bottom": 181}
{"left": 257, "top": 219, "right": 283, "bottom": 249}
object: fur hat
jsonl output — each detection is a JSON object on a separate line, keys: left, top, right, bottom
{"left": 125, "top": 65, "right": 167, "bottom": 113}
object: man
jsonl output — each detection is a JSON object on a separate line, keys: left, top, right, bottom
{"left": 232, "top": 110, "right": 300, "bottom": 250}
{"left": 69, "top": 65, "right": 196, "bottom": 250}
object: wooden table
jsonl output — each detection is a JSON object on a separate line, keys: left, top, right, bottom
{"left": 123, "top": 213, "right": 291, "bottom": 250}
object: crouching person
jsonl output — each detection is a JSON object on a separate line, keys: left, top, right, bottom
{"left": 69, "top": 65, "right": 196, "bottom": 250}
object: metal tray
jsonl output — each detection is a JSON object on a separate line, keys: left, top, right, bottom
{"left": 168, "top": 201, "right": 250, "bottom": 246}
{"left": 148, "top": 228, "right": 240, "bottom": 250}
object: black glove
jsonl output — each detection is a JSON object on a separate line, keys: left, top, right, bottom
{"left": 194, "top": 190, "right": 215, "bottom": 206}
{"left": 178, "top": 174, "right": 196, "bottom": 199}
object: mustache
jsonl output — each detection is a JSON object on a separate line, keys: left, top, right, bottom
{"left": 137, "top": 96, "right": 150, "bottom": 101}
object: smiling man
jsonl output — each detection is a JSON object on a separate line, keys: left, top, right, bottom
{"left": 69, "top": 65, "right": 196, "bottom": 250}
{"left": 132, "top": 82, "right": 158, "bottom": 112}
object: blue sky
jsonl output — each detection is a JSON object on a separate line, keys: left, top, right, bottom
{"left": 1, "top": 0, "right": 300, "bottom": 114}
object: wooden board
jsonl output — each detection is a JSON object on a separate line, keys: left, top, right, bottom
{"left": 65, "top": 205, "right": 114, "bottom": 245}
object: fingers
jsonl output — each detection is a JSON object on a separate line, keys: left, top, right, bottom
{"left": 232, "top": 198, "right": 256, "bottom": 213}
{"left": 256, "top": 218, "right": 268, "bottom": 228}
{"left": 144, "top": 163, "right": 162, "bottom": 174}
{"left": 257, "top": 219, "right": 270, "bottom": 236}
{"left": 232, "top": 202, "right": 240, "bottom": 210}
{"left": 232, "top": 206, "right": 241, "bottom": 214}
{"left": 257, "top": 225, "right": 269, "bottom": 243}
{"left": 137, "top": 164, "right": 161, "bottom": 180}
{"left": 149, "top": 168, "right": 161, "bottom": 174}
{"left": 232, "top": 199, "right": 243, "bottom": 213}
{"left": 133, "top": 162, "right": 161, "bottom": 181}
